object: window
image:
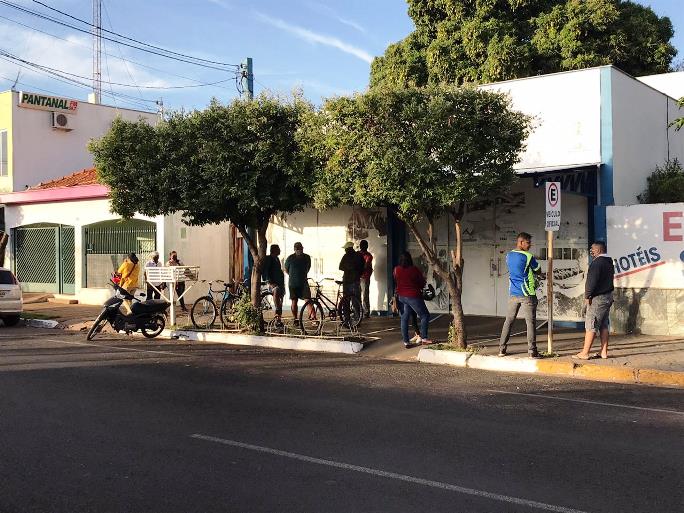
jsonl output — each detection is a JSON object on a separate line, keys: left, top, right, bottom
{"left": 0, "top": 131, "right": 7, "bottom": 177}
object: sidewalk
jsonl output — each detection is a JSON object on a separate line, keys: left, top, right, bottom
{"left": 20, "top": 298, "right": 684, "bottom": 387}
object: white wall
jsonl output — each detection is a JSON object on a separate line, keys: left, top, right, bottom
{"left": 268, "top": 207, "right": 389, "bottom": 313}
{"left": 11, "top": 93, "right": 157, "bottom": 190}
{"left": 637, "top": 71, "right": 684, "bottom": 100}
{"left": 480, "top": 68, "right": 602, "bottom": 171}
{"left": 4, "top": 198, "right": 161, "bottom": 304}
{"left": 162, "top": 213, "right": 231, "bottom": 304}
{"left": 611, "top": 68, "right": 684, "bottom": 206}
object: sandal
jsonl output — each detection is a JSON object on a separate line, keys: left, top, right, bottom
{"left": 592, "top": 352, "right": 609, "bottom": 359}
{"left": 572, "top": 353, "right": 591, "bottom": 360}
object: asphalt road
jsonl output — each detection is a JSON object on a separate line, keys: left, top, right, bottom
{"left": 0, "top": 328, "right": 682, "bottom": 513}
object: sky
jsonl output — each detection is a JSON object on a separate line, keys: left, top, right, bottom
{"left": 0, "top": 0, "right": 681, "bottom": 113}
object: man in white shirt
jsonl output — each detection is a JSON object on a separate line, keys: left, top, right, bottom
{"left": 145, "top": 251, "right": 164, "bottom": 300}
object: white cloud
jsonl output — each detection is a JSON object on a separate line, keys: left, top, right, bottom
{"left": 254, "top": 12, "right": 373, "bottom": 64}
{"left": 306, "top": 2, "right": 366, "bottom": 34}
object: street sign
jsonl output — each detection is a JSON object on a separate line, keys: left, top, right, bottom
{"left": 545, "top": 181, "right": 561, "bottom": 232}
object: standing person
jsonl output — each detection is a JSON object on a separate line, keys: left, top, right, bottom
{"left": 144, "top": 251, "right": 164, "bottom": 300}
{"left": 262, "top": 244, "right": 285, "bottom": 323}
{"left": 574, "top": 242, "right": 614, "bottom": 360}
{"left": 284, "top": 242, "right": 311, "bottom": 324}
{"left": 339, "top": 242, "right": 364, "bottom": 300}
{"left": 117, "top": 253, "right": 140, "bottom": 294}
{"left": 499, "top": 232, "right": 542, "bottom": 358}
{"left": 393, "top": 251, "right": 432, "bottom": 348}
{"left": 168, "top": 250, "right": 187, "bottom": 312}
{"left": 358, "top": 240, "right": 373, "bottom": 318}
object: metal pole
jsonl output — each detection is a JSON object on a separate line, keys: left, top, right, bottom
{"left": 547, "top": 230, "right": 554, "bottom": 353}
{"left": 92, "top": 0, "right": 102, "bottom": 104}
{"left": 241, "top": 57, "right": 253, "bottom": 100}
{"left": 169, "top": 280, "right": 176, "bottom": 327}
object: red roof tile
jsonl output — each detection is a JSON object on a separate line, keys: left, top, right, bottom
{"left": 31, "top": 168, "right": 100, "bottom": 190}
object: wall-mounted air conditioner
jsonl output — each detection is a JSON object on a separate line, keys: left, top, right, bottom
{"left": 51, "top": 112, "right": 74, "bottom": 131}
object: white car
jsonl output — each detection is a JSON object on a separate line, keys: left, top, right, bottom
{"left": 0, "top": 267, "right": 22, "bottom": 326}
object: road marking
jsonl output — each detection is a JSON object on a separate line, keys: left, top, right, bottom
{"left": 486, "top": 389, "right": 684, "bottom": 416}
{"left": 45, "top": 339, "right": 193, "bottom": 358}
{"left": 365, "top": 327, "right": 396, "bottom": 335}
{"left": 191, "top": 433, "right": 589, "bottom": 513}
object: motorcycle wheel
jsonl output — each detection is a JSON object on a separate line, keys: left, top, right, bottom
{"left": 142, "top": 314, "right": 166, "bottom": 339}
{"left": 87, "top": 310, "right": 108, "bottom": 341}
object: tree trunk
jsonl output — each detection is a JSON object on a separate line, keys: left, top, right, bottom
{"left": 448, "top": 204, "right": 467, "bottom": 349}
{"left": 250, "top": 222, "right": 269, "bottom": 309}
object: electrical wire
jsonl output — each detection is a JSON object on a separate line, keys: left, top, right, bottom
{"left": 0, "top": 1, "right": 237, "bottom": 71}
{"left": 0, "top": 48, "right": 235, "bottom": 90}
{"left": 0, "top": 13, "right": 234, "bottom": 90}
{"left": 102, "top": 0, "right": 143, "bottom": 101}
{"left": 31, "top": 0, "right": 238, "bottom": 68}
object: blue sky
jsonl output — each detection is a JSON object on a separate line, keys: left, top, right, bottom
{"left": 0, "top": 0, "right": 681, "bottom": 112}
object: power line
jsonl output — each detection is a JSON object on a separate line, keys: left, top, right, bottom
{"left": 0, "top": 48, "right": 235, "bottom": 90}
{"left": 0, "top": 1, "right": 238, "bottom": 71}
{"left": 0, "top": 13, "right": 234, "bottom": 90}
{"left": 31, "top": 0, "right": 239, "bottom": 68}
{"left": 102, "top": 0, "right": 143, "bottom": 100}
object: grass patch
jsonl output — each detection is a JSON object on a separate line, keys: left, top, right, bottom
{"left": 429, "top": 343, "right": 480, "bottom": 353}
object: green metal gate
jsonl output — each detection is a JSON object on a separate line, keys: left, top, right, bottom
{"left": 13, "top": 224, "right": 75, "bottom": 293}
{"left": 84, "top": 220, "right": 156, "bottom": 288}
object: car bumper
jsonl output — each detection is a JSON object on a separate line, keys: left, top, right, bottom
{"left": 0, "top": 299, "right": 23, "bottom": 314}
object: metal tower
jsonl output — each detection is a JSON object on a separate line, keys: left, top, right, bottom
{"left": 92, "top": 0, "right": 102, "bottom": 103}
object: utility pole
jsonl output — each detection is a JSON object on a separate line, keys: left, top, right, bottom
{"left": 92, "top": 0, "right": 102, "bottom": 104}
{"left": 240, "top": 57, "right": 253, "bottom": 100}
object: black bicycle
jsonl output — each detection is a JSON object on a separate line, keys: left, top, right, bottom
{"left": 299, "top": 278, "right": 362, "bottom": 336}
{"left": 191, "top": 279, "right": 274, "bottom": 329}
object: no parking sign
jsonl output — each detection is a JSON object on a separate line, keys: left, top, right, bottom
{"left": 545, "top": 182, "right": 561, "bottom": 232}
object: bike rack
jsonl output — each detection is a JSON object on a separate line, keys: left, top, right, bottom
{"left": 145, "top": 266, "right": 200, "bottom": 327}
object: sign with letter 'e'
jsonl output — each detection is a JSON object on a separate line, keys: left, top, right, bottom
{"left": 545, "top": 181, "right": 561, "bottom": 231}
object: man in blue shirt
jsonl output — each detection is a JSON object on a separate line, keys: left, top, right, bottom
{"left": 499, "top": 232, "right": 542, "bottom": 358}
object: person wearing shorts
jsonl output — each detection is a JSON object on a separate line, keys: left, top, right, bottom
{"left": 284, "top": 242, "right": 311, "bottom": 323}
{"left": 574, "top": 241, "right": 614, "bottom": 360}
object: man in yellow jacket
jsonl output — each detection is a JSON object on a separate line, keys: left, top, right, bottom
{"left": 117, "top": 253, "right": 140, "bottom": 294}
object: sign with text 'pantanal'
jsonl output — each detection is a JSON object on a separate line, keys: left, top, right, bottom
{"left": 607, "top": 203, "right": 684, "bottom": 289}
{"left": 18, "top": 91, "right": 78, "bottom": 114}
{"left": 545, "top": 181, "right": 561, "bottom": 231}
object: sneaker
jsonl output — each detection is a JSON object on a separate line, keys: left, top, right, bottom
{"left": 498, "top": 351, "right": 507, "bottom": 357}
{"left": 409, "top": 334, "right": 421, "bottom": 344}
{"left": 528, "top": 352, "right": 543, "bottom": 359}
{"left": 420, "top": 339, "right": 434, "bottom": 346}
{"left": 403, "top": 342, "right": 415, "bottom": 349}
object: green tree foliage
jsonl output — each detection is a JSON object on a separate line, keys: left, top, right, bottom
{"left": 370, "top": 0, "right": 677, "bottom": 88}
{"left": 310, "top": 85, "right": 531, "bottom": 348}
{"left": 89, "top": 95, "right": 317, "bottom": 308}
{"left": 673, "top": 97, "right": 684, "bottom": 131}
{"left": 638, "top": 159, "right": 684, "bottom": 204}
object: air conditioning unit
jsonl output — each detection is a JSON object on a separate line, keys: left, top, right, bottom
{"left": 51, "top": 112, "right": 74, "bottom": 131}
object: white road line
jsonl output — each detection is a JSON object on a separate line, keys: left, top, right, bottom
{"left": 486, "top": 389, "right": 684, "bottom": 416}
{"left": 429, "top": 314, "right": 443, "bottom": 323}
{"left": 365, "top": 327, "right": 397, "bottom": 335}
{"left": 190, "top": 433, "right": 589, "bottom": 513}
{"left": 45, "top": 339, "right": 193, "bottom": 358}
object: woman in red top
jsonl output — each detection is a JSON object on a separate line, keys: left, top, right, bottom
{"left": 393, "top": 252, "right": 432, "bottom": 347}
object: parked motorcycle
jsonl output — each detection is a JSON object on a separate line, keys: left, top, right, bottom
{"left": 87, "top": 282, "right": 170, "bottom": 341}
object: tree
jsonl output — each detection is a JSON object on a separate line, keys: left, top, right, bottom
{"left": 638, "top": 159, "right": 684, "bottom": 204}
{"left": 673, "top": 97, "right": 684, "bottom": 131}
{"left": 310, "top": 85, "right": 531, "bottom": 348}
{"left": 89, "top": 94, "right": 317, "bottom": 309}
{"left": 370, "top": 0, "right": 677, "bottom": 88}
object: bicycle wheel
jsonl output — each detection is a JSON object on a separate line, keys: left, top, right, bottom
{"left": 220, "top": 298, "right": 238, "bottom": 328}
{"left": 260, "top": 291, "right": 275, "bottom": 323}
{"left": 299, "top": 300, "right": 324, "bottom": 336}
{"left": 142, "top": 314, "right": 165, "bottom": 339}
{"left": 339, "top": 295, "right": 363, "bottom": 329}
{"left": 87, "top": 310, "right": 108, "bottom": 341}
{"left": 190, "top": 296, "right": 217, "bottom": 329}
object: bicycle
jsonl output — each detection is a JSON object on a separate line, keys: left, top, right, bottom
{"left": 298, "top": 278, "right": 362, "bottom": 336}
{"left": 191, "top": 278, "right": 274, "bottom": 330}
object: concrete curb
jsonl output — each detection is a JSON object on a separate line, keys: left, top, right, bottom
{"left": 23, "top": 318, "right": 60, "bottom": 329}
{"left": 161, "top": 329, "right": 364, "bottom": 355}
{"left": 418, "top": 348, "right": 684, "bottom": 388}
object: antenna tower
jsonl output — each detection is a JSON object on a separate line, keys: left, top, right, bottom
{"left": 92, "top": 0, "right": 102, "bottom": 103}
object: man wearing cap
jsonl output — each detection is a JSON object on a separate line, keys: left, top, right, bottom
{"left": 339, "top": 241, "right": 365, "bottom": 301}
{"left": 145, "top": 251, "right": 164, "bottom": 300}
{"left": 284, "top": 242, "right": 312, "bottom": 323}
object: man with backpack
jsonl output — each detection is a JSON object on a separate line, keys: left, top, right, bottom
{"left": 498, "top": 232, "right": 543, "bottom": 359}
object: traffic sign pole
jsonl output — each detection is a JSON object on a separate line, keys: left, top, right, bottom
{"left": 545, "top": 182, "right": 561, "bottom": 354}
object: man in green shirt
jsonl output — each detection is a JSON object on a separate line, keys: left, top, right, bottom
{"left": 284, "top": 241, "right": 311, "bottom": 323}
